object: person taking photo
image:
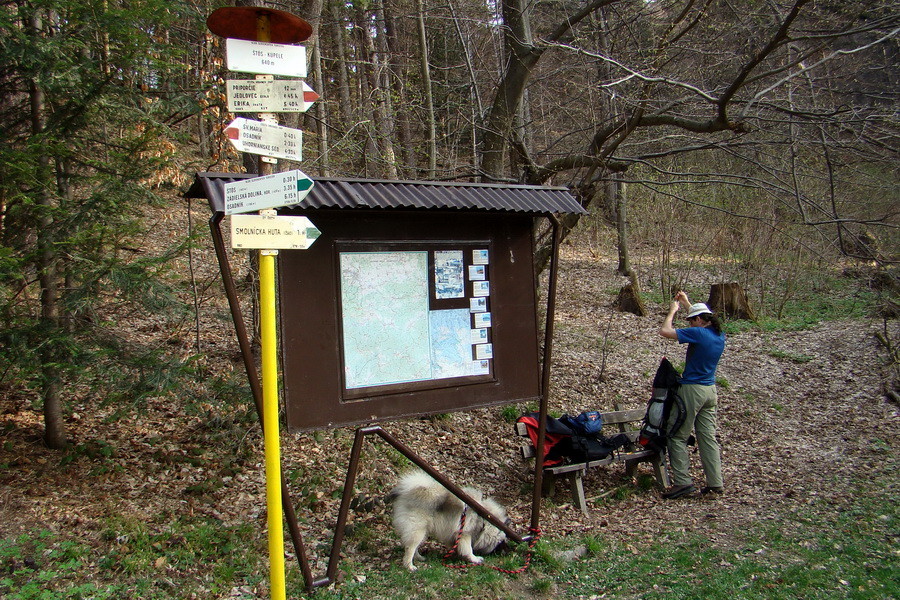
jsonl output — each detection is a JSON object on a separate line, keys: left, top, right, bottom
{"left": 658, "top": 291, "right": 725, "bottom": 499}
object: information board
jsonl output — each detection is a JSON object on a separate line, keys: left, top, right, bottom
{"left": 277, "top": 211, "right": 541, "bottom": 432}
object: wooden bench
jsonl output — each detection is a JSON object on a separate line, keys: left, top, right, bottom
{"left": 516, "top": 407, "right": 670, "bottom": 515}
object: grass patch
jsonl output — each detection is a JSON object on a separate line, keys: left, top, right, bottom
{"left": 500, "top": 404, "right": 526, "bottom": 423}
{"left": 3, "top": 471, "right": 896, "bottom": 600}
{"left": 744, "top": 283, "right": 876, "bottom": 333}
{"left": 0, "top": 517, "right": 264, "bottom": 599}
{"left": 766, "top": 348, "right": 814, "bottom": 363}
{"left": 312, "top": 468, "right": 898, "bottom": 599}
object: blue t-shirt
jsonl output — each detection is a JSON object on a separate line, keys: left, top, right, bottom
{"left": 676, "top": 326, "right": 726, "bottom": 385}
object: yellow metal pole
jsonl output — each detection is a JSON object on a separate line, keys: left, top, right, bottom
{"left": 259, "top": 246, "right": 286, "bottom": 600}
{"left": 255, "top": 13, "right": 285, "bottom": 600}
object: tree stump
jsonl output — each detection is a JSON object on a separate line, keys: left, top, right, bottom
{"left": 707, "top": 283, "right": 755, "bottom": 320}
{"left": 616, "top": 281, "right": 647, "bottom": 316}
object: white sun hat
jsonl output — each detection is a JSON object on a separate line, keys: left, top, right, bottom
{"left": 686, "top": 303, "right": 713, "bottom": 318}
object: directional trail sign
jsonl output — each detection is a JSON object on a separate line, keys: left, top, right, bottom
{"left": 226, "top": 39, "right": 307, "bottom": 77}
{"left": 227, "top": 79, "right": 319, "bottom": 113}
{"left": 230, "top": 214, "right": 320, "bottom": 250}
{"left": 224, "top": 169, "right": 315, "bottom": 215}
{"left": 224, "top": 118, "right": 303, "bottom": 162}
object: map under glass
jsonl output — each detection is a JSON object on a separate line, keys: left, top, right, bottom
{"left": 428, "top": 309, "right": 472, "bottom": 379}
{"left": 340, "top": 251, "right": 477, "bottom": 390}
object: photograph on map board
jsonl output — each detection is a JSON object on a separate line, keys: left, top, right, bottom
{"left": 471, "top": 328, "right": 488, "bottom": 343}
{"left": 475, "top": 344, "right": 493, "bottom": 360}
{"left": 433, "top": 250, "right": 465, "bottom": 299}
{"left": 474, "top": 312, "right": 492, "bottom": 328}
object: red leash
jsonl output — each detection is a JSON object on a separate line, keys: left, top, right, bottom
{"left": 442, "top": 508, "right": 542, "bottom": 574}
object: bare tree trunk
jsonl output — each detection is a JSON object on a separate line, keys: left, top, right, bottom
{"left": 480, "top": 0, "right": 535, "bottom": 180}
{"left": 511, "top": 91, "right": 528, "bottom": 177}
{"left": 329, "top": 1, "right": 354, "bottom": 131}
{"left": 614, "top": 175, "right": 632, "bottom": 277}
{"left": 470, "top": 104, "right": 478, "bottom": 182}
{"left": 449, "top": 0, "right": 482, "bottom": 118}
{"left": 29, "top": 12, "right": 66, "bottom": 449}
{"left": 311, "top": 38, "right": 329, "bottom": 176}
{"left": 383, "top": 1, "right": 416, "bottom": 175}
{"left": 372, "top": 0, "right": 397, "bottom": 178}
{"left": 352, "top": 5, "right": 379, "bottom": 176}
{"left": 56, "top": 155, "right": 77, "bottom": 333}
{"left": 596, "top": 6, "right": 618, "bottom": 224}
{"left": 481, "top": 0, "right": 610, "bottom": 181}
{"left": 416, "top": 0, "right": 436, "bottom": 178}
{"left": 449, "top": 0, "right": 482, "bottom": 179}
{"left": 197, "top": 30, "right": 210, "bottom": 157}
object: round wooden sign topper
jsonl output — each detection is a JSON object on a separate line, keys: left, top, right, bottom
{"left": 207, "top": 6, "right": 312, "bottom": 44}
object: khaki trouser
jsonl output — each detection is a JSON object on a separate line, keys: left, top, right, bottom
{"left": 667, "top": 383, "right": 723, "bottom": 488}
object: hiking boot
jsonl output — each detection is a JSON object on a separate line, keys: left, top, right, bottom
{"left": 700, "top": 486, "right": 724, "bottom": 495}
{"left": 661, "top": 484, "right": 696, "bottom": 499}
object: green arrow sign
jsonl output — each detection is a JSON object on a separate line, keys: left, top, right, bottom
{"left": 230, "top": 214, "right": 321, "bottom": 250}
{"left": 224, "top": 169, "right": 314, "bottom": 215}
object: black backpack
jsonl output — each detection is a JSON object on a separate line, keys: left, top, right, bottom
{"left": 638, "top": 358, "right": 687, "bottom": 453}
{"left": 566, "top": 431, "right": 631, "bottom": 462}
{"left": 518, "top": 412, "right": 630, "bottom": 464}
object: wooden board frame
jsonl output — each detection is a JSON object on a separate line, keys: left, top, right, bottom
{"left": 276, "top": 210, "right": 543, "bottom": 432}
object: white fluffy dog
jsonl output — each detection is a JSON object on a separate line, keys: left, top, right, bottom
{"left": 388, "top": 470, "right": 509, "bottom": 571}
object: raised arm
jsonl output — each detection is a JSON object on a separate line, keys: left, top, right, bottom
{"left": 659, "top": 299, "right": 680, "bottom": 340}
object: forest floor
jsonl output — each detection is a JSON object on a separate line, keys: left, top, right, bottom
{"left": 1, "top": 201, "right": 898, "bottom": 598}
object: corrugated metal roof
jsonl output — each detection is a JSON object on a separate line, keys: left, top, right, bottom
{"left": 185, "top": 172, "right": 587, "bottom": 215}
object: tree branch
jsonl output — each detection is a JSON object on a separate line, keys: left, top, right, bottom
{"left": 717, "top": 0, "right": 811, "bottom": 122}
{"left": 740, "top": 26, "right": 900, "bottom": 119}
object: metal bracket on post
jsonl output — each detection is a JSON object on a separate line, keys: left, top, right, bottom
{"left": 258, "top": 104, "right": 279, "bottom": 164}
{"left": 259, "top": 209, "right": 280, "bottom": 257}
